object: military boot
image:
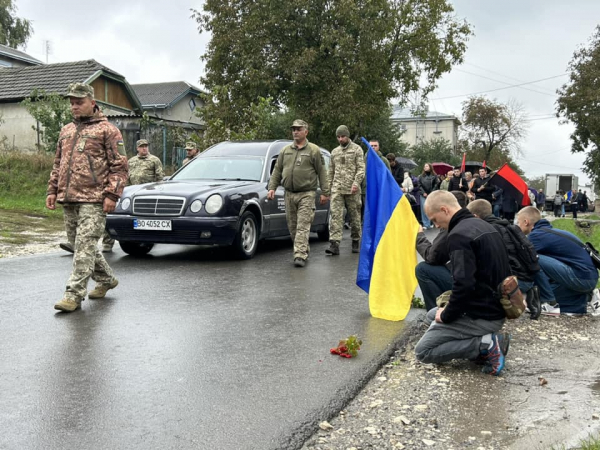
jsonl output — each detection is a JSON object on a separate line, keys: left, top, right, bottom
{"left": 54, "top": 298, "right": 81, "bottom": 312}
{"left": 88, "top": 278, "right": 119, "bottom": 299}
{"left": 325, "top": 241, "right": 340, "bottom": 256}
{"left": 352, "top": 240, "right": 360, "bottom": 253}
{"left": 526, "top": 286, "right": 541, "bottom": 320}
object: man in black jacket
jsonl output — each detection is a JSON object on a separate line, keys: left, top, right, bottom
{"left": 472, "top": 167, "right": 494, "bottom": 203}
{"left": 447, "top": 166, "right": 468, "bottom": 193}
{"left": 415, "top": 191, "right": 512, "bottom": 376}
{"left": 415, "top": 191, "right": 467, "bottom": 311}
{"left": 467, "top": 199, "right": 541, "bottom": 319}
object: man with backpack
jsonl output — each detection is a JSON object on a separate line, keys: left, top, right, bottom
{"left": 553, "top": 190, "right": 564, "bottom": 217}
{"left": 516, "top": 206, "right": 598, "bottom": 316}
{"left": 468, "top": 200, "right": 542, "bottom": 319}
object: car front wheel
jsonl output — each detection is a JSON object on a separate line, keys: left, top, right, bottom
{"left": 119, "top": 241, "right": 154, "bottom": 256}
{"left": 232, "top": 211, "right": 258, "bottom": 259}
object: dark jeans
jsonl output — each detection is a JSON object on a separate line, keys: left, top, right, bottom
{"left": 572, "top": 204, "right": 578, "bottom": 219}
{"left": 415, "top": 262, "right": 453, "bottom": 311}
{"left": 537, "top": 254, "right": 598, "bottom": 314}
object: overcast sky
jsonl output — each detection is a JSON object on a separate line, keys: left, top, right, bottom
{"left": 15, "top": 0, "right": 600, "bottom": 184}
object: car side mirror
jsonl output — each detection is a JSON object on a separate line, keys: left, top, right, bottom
{"left": 163, "top": 176, "right": 171, "bottom": 181}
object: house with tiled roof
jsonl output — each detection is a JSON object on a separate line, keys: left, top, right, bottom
{"left": 0, "top": 59, "right": 141, "bottom": 151}
{"left": 0, "top": 44, "right": 43, "bottom": 68}
{"left": 391, "top": 105, "right": 460, "bottom": 150}
{"left": 131, "top": 81, "right": 205, "bottom": 128}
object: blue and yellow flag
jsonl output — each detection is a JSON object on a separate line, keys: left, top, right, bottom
{"left": 356, "top": 138, "right": 420, "bottom": 321}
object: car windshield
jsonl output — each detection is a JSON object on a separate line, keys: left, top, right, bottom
{"left": 173, "top": 157, "right": 264, "bottom": 181}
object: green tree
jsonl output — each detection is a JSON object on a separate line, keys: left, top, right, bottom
{"left": 525, "top": 175, "right": 545, "bottom": 191}
{"left": 21, "top": 89, "right": 72, "bottom": 152}
{"left": 460, "top": 96, "right": 529, "bottom": 162}
{"left": 192, "top": 0, "right": 472, "bottom": 146}
{"left": 409, "top": 137, "right": 459, "bottom": 174}
{"left": 457, "top": 138, "right": 524, "bottom": 175}
{"left": 556, "top": 26, "right": 600, "bottom": 184}
{"left": 0, "top": 0, "right": 32, "bottom": 48}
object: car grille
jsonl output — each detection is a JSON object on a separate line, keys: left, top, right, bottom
{"left": 133, "top": 196, "right": 186, "bottom": 216}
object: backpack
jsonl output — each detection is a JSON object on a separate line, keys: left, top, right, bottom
{"left": 554, "top": 195, "right": 563, "bottom": 205}
{"left": 504, "top": 224, "right": 540, "bottom": 275}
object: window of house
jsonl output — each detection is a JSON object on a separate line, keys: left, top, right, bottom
{"left": 189, "top": 98, "right": 196, "bottom": 111}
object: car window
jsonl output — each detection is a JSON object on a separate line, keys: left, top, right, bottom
{"left": 174, "top": 157, "right": 265, "bottom": 181}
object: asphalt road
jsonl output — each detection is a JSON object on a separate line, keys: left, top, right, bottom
{"left": 0, "top": 233, "right": 424, "bottom": 450}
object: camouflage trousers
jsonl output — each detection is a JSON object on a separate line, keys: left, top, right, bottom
{"left": 63, "top": 203, "right": 115, "bottom": 302}
{"left": 285, "top": 191, "right": 316, "bottom": 260}
{"left": 329, "top": 192, "right": 362, "bottom": 242}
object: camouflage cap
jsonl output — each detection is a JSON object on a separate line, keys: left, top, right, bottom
{"left": 291, "top": 119, "right": 308, "bottom": 129}
{"left": 136, "top": 139, "right": 149, "bottom": 147}
{"left": 66, "top": 83, "right": 94, "bottom": 98}
{"left": 185, "top": 141, "right": 197, "bottom": 150}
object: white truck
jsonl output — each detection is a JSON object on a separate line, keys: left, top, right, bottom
{"left": 544, "top": 173, "right": 578, "bottom": 210}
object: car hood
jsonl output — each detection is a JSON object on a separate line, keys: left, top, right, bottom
{"left": 124, "top": 180, "right": 259, "bottom": 198}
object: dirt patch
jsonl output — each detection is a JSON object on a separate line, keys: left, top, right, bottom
{"left": 302, "top": 314, "right": 600, "bottom": 450}
{"left": 0, "top": 209, "right": 66, "bottom": 258}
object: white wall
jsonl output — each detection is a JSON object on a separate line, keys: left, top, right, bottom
{"left": 397, "top": 118, "right": 458, "bottom": 148}
{"left": 0, "top": 103, "right": 39, "bottom": 151}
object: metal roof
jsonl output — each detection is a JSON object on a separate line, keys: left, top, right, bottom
{"left": 391, "top": 105, "right": 459, "bottom": 122}
{"left": 131, "top": 81, "right": 204, "bottom": 108}
{"left": 0, "top": 44, "right": 43, "bottom": 66}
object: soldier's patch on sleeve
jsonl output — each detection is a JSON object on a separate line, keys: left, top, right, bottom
{"left": 116, "top": 140, "right": 126, "bottom": 156}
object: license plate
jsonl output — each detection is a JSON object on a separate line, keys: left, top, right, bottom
{"left": 133, "top": 219, "right": 172, "bottom": 231}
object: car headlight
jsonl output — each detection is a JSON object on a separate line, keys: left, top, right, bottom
{"left": 190, "top": 199, "right": 203, "bottom": 213}
{"left": 205, "top": 194, "right": 223, "bottom": 214}
{"left": 121, "top": 198, "right": 131, "bottom": 210}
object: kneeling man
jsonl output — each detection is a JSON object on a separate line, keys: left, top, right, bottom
{"left": 516, "top": 206, "right": 598, "bottom": 315}
{"left": 415, "top": 191, "right": 512, "bottom": 376}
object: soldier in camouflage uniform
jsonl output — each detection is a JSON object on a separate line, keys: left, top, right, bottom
{"left": 267, "top": 119, "right": 330, "bottom": 267}
{"left": 101, "top": 139, "right": 164, "bottom": 252}
{"left": 46, "top": 83, "right": 128, "bottom": 312}
{"left": 127, "top": 139, "right": 164, "bottom": 185}
{"left": 326, "top": 125, "right": 365, "bottom": 255}
{"left": 182, "top": 141, "right": 199, "bottom": 167}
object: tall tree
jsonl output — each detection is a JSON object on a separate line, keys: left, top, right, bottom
{"left": 556, "top": 26, "right": 600, "bottom": 183}
{"left": 192, "top": 0, "right": 472, "bottom": 146}
{"left": 409, "top": 137, "right": 459, "bottom": 174}
{"left": 460, "top": 96, "right": 528, "bottom": 162}
{"left": 0, "top": 0, "right": 32, "bottom": 49}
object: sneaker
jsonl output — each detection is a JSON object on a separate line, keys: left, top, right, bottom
{"left": 481, "top": 334, "right": 506, "bottom": 376}
{"left": 352, "top": 240, "right": 360, "bottom": 253}
{"left": 474, "top": 332, "right": 510, "bottom": 365}
{"left": 526, "top": 286, "right": 541, "bottom": 320}
{"left": 590, "top": 289, "right": 600, "bottom": 318}
{"left": 54, "top": 298, "right": 81, "bottom": 312}
{"left": 325, "top": 241, "right": 340, "bottom": 256}
{"left": 102, "top": 244, "right": 113, "bottom": 253}
{"left": 88, "top": 278, "right": 119, "bottom": 299}
{"left": 343, "top": 222, "right": 350, "bottom": 230}
{"left": 294, "top": 258, "right": 306, "bottom": 268}
{"left": 59, "top": 242, "right": 74, "bottom": 253}
{"left": 541, "top": 303, "right": 561, "bottom": 317}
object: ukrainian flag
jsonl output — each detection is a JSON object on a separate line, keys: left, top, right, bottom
{"left": 356, "top": 138, "right": 420, "bottom": 321}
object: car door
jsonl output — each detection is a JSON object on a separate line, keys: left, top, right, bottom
{"left": 313, "top": 150, "right": 331, "bottom": 226}
{"left": 265, "top": 156, "right": 288, "bottom": 235}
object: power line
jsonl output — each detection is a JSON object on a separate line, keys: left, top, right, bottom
{"left": 454, "top": 68, "right": 557, "bottom": 97}
{"left": 463, "top": 62, "right": 557, "bottom": 94}
{"left": 435, "top": 73, "right": 568, "bottom": 100}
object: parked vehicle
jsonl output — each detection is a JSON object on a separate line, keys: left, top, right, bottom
{"left": 544, "top": 173, "right": 578, "bottom": 211}
{"left": 106, "top": 140, "right": 331, "bottom": 259}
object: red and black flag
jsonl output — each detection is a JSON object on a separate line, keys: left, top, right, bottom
{"left": 489, "top": 163, "right": 531, "bottom": 207}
